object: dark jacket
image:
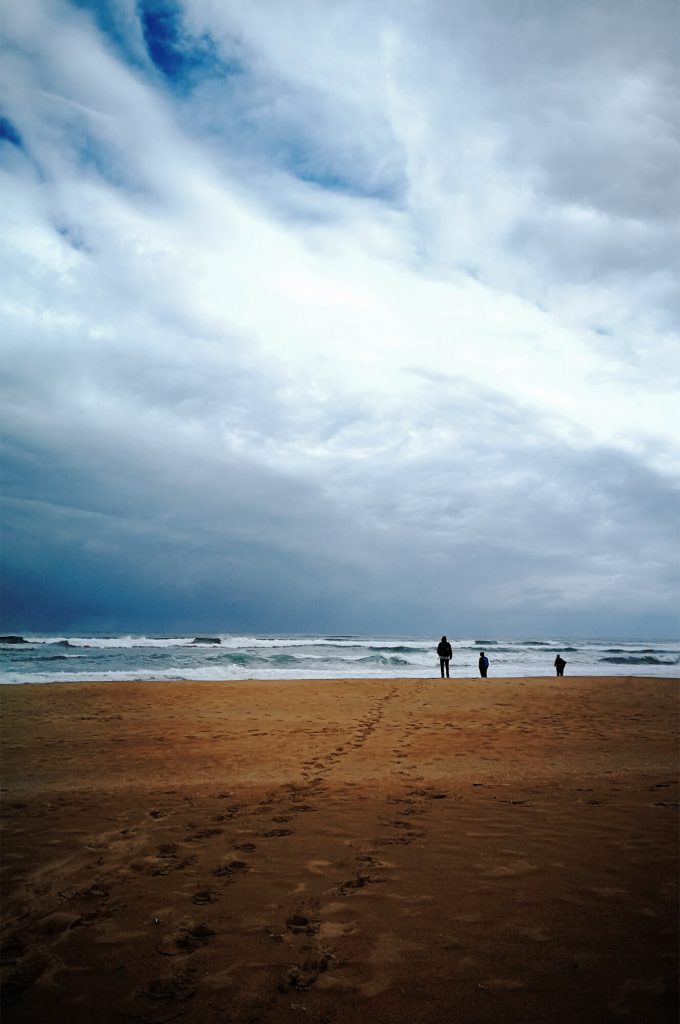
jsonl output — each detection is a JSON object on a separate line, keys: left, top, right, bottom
{"left": 437, "top": 640, "right": 452, "bottom": 659}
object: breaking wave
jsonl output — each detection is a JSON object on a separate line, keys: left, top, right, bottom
{"left": 600, "top": 655, "right": 679, "bottom": 666}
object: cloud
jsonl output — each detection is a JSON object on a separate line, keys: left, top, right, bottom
{"left": 1, "top": 0, "right": 678, "bottom": 636}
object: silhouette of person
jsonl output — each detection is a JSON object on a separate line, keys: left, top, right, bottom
{"left": 554, "top": 654, "right": 566, "bottom": 677}
{"left": 478, "top": 652, "right": 489, "bottom": 678}
{"left": 437, "top": 635, "right": 452, "bottom": 678}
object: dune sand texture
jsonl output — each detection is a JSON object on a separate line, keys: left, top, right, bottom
{"left": 1, "top": 676, "right": 678, "bottom": 1024}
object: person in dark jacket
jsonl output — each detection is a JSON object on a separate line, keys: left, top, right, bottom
{"left": 437, "top": 635, "right": 452, "bottom": 678}
{"left": 554, "top": 654, "right": 566, "bottom": 677}
{"left": 478, "top": 652, "right": 489, "bottom": 678}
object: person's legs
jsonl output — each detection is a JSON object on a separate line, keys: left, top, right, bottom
{"left": 446, "top": 660, "right": 450, "bottom": 678}
{"left": 440, "top": 659, "right": 445, "bottom": 678}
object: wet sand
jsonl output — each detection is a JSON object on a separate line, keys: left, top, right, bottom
{"left": 1, "top": 675, "right": 678, "bottom": 1023}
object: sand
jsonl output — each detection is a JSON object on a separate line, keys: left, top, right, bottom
{"left": 1, "top": 675, "right": 678, "bottom": 1024}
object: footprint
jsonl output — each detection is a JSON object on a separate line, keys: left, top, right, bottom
{"left": 186, "top": 828, "right": 222, "bottom": 842}
{"left": 173, "top": 923, "right": 216, "bottom": 953}
{"left": 278, "top": 953, "right": 333, "bottom": 992}
{"left": 355, "top": 855, "right": 385, "bottom": 870}
{"left": 213, "top": 859, "right": 249, "bottom": 878}
{"left": 263, "top": 829, "right": 294, "bottom": 838}
{"left": 157, "top": 843, "right": 178, "bottom": 858}
{"left": 336, "top": 873, "right": 377, "bottom": 895}
{"left": 285, "top": 913, "right": 319, "bottom": 935}
{"left": 192, "top": 889, "right": 218, "bottom": 904}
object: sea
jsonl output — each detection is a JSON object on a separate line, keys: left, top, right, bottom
{"left": 0, "top": 633, "right": 678, "bottom": 685}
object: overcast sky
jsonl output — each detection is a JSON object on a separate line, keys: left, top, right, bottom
{"left": 2, "top": 0, "right": 678, "bottom": 638}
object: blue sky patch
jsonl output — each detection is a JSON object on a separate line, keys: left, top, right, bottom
{"left": 0, "top": 117, "right": 23, "bottom": 148}
{"left": 137, "top": 0, "right": 241, "bottom": 91}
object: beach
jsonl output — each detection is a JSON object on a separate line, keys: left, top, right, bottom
{"left": 1, "top": 675, "right": 678, "bottom": 1023}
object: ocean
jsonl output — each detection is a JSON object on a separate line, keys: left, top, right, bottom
{"left": 0, "top": 633, "right": 678, "bottom": 684}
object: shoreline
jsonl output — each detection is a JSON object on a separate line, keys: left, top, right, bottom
{"left": 2, "top": 675, "right": 678, "bottom": 1022}
{"left": 1, "top": 670, "right": 678, "bottom": 686}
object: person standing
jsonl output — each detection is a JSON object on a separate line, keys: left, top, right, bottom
{"left": 554, "top": 654, "right": 566, "bottom": 677}
{"left": 478, "top": 651, "right": 489, "bottom": 678}
{"left": 437, "top": 635, "right": 452, "bottom": 678}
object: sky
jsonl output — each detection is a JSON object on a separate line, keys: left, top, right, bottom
{"left": 1, "top": 0, "right": 679, "bottom": 638}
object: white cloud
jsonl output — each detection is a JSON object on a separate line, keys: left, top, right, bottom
{"left": 1, "top": 0, "right": 678, "bottom": 634}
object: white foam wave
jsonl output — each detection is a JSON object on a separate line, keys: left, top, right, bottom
{"left": 37, "top": 636, "right": 199, "bottom": 648}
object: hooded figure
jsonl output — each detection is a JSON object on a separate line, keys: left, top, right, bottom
{"left": 478, "top": 652, "right": 489, "bottom": 678}
{"left": 554, "top": 655, "right": 566, "bottom": 677}
{"left": 437, "top": 635, "right": 452, "bottom": 678}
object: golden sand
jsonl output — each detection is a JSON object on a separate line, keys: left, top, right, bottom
{"left": 1, "top": 676, "right": 678, "bottom": 1023}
